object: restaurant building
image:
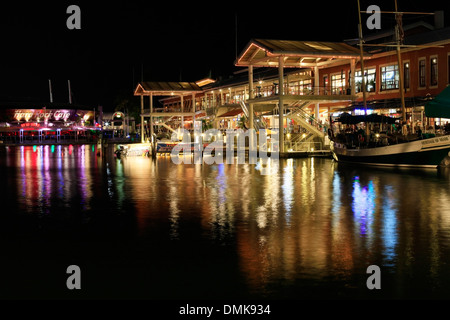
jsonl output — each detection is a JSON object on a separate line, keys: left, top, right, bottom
{"left": 135, "top": 12, "right": 450, "bottom": 153}
{"left": 0, "top": 103, "right": 101, "bottom": 144}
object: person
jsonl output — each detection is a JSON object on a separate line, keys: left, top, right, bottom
{"left": 401, "top": 122, "right": 408, "bottom": 136}
{"left": 417, "top": 127, "right": 423, "bottom": 139}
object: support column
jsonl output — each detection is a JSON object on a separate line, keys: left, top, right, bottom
{"left": 278, "top": 56, "right": 285, "bottom": 153}
{"left": 181, "top": 95, "right": 184, "bottom": 129}
{"left": 192, "top": 93, "right": 196, "bottom": 132}
{"left": 140, "top": 94, "right": 144, "bottom": 143}
{"left": 314, "top": 65, "right": 320, "bottom": 128}
{"left": 350, "top": 59, "right": 356, "bottom": 96}
{"left": 150, "top": 93, "right": 154, "bottom": 143}
{"left": 248, "top": 65, "right": 254, "bottom": 130}
{"left": 314, "top": 65, "right": 320, "bottom": 95}
{"left": 315, "top": 103, "right": 320, "bottom": 127}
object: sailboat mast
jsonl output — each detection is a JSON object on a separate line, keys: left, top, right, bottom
{"left": 68, "top": 80, "right": 73, "bottom": 104}
{"left": 357, "top": 0, "right": 367, "bottom": 115}
{"left": 357, "top": 0, "right": 370, "bottom": 137}
{"left": 394, "top": 0, "right": 407, "bottom": 122}
{"left": 48, "top": 79, "right": 53, "bottom": 104}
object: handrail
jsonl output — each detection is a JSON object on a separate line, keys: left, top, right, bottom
{"left": 240, "top": 101, "right": 267, "bottom": 130}
{"left": 286, "top": 101, "right": 327, "bottom": 136}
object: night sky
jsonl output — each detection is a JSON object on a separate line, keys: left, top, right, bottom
{"left": 0, "top": 1, "right": 449, "bottom": 110}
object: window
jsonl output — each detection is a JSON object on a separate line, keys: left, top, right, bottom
{"left": 448, "top": 54, "right": 450, "bottom": 84}
{"left": 299, "top": 79, "right": 312, "bottom": 95}
{"left": 431, "top": 57, "right": 438, "bottom": 86}
{"left": 323, "top": 75, "right": 328, "bottom": 95}
{"left": 331, "top": 73, "right": 346, "bottom": 95}
{"left": 380, "top": 65, "right": 399, "bottom": 90}
{"left": 419, "top": 59, "right": 426, "bottom": 87}
{"left": 288, "top": 80, "right": 312, "bottom": 95}
{"left": 403, "top": 62, "right": 410, "bottom": 89}
{"left": 355, "top": 68, "right": 376, "bottom": 93}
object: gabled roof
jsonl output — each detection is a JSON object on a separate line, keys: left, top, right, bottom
{"left": 134, "top": 81, "right": 203, "bottom": 96}
{"left": 235, "top": 39, "right": 367, "bottom": 68}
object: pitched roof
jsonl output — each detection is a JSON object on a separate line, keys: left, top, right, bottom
{"left": 134, "top": 81, "right": 203, "bottom": 96}
{"left": 236, "top": 39, "right": 367, "bottom": 68}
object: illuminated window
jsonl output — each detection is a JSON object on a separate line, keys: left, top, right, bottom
{"left": 355, "top": 68, "right": 376, "bottom": 93}
{"left": 323, "top": 75, "right": 328, "bottom": 95}
{"left": 430, "top": 57, "right": 438, "bottom": 86}
{"left": 380, "top": 65, "right": 399, "bottom": 90}
{"left": 331, "top": 73, "right": 346, "bottom": 95}
{"left": 403, "top": 62, "right": 410, "bottom": 89}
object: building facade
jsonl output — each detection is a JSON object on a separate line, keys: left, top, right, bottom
{"left": 135, "top": 15, "right": 450, "bottom": 152}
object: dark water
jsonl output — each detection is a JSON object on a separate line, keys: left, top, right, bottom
{"left": 1, "top": 144, "right": 450, "bottom": 300}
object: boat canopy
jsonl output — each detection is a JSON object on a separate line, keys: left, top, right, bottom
{"left": 335, "top": 113, "right": 398, "bottom": 124}
{"left": 425, "top": 86, "right": 450, "bottom": 118}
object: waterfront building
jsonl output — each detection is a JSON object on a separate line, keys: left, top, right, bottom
{"left": 136, "top": 13, "right": 450, "bottom": 153}
{"left": 0, "top": 102, "right": 101, "bottom": 144}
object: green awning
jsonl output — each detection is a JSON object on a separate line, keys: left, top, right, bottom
{"left": 425, "top": 86, "right": 450, "bottom": 118}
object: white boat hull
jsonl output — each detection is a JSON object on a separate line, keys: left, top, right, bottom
{"left": 331, "top": 135, "right": 450, "bottom": 168}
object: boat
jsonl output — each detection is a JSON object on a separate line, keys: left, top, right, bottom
{"left": 330, "top": 1, "right": 450, "bottom": 168}
{"left": 330, "top": 113, "right": 450, "bottom": 168}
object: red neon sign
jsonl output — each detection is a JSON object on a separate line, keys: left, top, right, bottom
{"left": 20, "top": 122, "right": 41, "bottom": 128}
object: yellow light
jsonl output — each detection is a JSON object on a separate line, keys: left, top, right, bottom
{"left": 286, "top": 133, "right": 291, "bottom": 139}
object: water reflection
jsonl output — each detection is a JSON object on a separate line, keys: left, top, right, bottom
{"left": 352, "top": 176, "right": 375, "bottom": 238}
{"left": 381, "top": 185, "right": 398, "bottom": 267}
{"left": 12, "top": 145, "right": 101, "bottom": 215}
{"left": 3, "top": 148, "right": 450, "bottom": 299}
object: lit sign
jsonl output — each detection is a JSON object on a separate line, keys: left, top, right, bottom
{"left": 53, "top": 111, "right": 71, "bottom": 121}
{"left": 20, "top": 122, "right": 40, "bottom": 128}
{"left": 13, "top": 110, "right": 71, "bottom": 122}
{"left": 113, "top": 112, "right": 124, "bottom": 119}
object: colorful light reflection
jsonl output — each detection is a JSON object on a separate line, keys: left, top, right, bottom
{"left": 352, "top": 176, "right": 375, "bottom": 237}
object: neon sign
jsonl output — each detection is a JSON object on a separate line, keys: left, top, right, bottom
{"left": 53, "top": 111, "right": 71, "bottom": 121}
{"left": 13, "top": 110, "right": 72, "bottom": 122}
{"left": 20, "top": 122, "right": 40, "bottom": 128}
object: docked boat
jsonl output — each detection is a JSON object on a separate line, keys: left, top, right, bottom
{"left": 331, "top": 85, "right": 450, "bottom": 168}
{"left": 330, "top": 2, "right": 450, "bottom": 168}
{"left": 330, "top": 114, "right": 450, "bottom": 168}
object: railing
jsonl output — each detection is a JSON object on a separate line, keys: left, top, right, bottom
{"left": 285, "top": 141, "right": 323, "bottom": 152}
{"left": 288, "top": 131, "right": 314, "bottom": 144}
{"left": 200, "top": 85, "right": 353, "bottom": 110}
{"left": 240, "top": 101, "right": 267, "bottom": 131}
{"left": 285, "top": 102, "right": 327, "bottom": 137}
